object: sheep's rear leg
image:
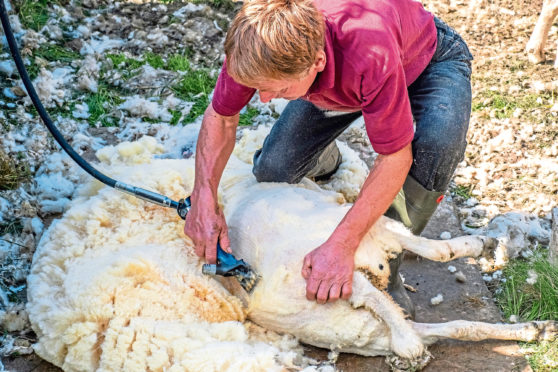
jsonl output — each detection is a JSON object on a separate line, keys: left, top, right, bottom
{"left": 399, "top": 234, "right": 499, "bottom": 262}
{"left": 413, "top": 320, "right": 558, "bottom": 345}
{"left": 350, "top": 272, "right": 425, "bottom": 359}
{"left": 526, "top": 0, "right": 558, "bottom": 64}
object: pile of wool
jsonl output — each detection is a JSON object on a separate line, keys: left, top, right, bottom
{"left": 27, "top": 136, "right": 339, "bottom": 372}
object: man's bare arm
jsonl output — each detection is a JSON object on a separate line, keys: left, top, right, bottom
{"left": 332, "top": 143, "right": 412, "bottom": 248}
{"left": 302, "top": 143, "right": 413, "bottom": 303}
{"left": 184, "top": 104, "right": 240, "bottom": 264}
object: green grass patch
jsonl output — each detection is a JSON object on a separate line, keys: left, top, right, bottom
{"left": 472, "top": 91, "right": 551, "bottom": 119}
{"left": 106, "top": 53, "right": 145, "bottom": 78}
{"left": 495, "top": 250, "right": 558, "bottom": 371}
{"left": 107, "top": 52, "right": 192, "bottom": 79}
{"left": 169, "top": 109, "right": 182, "bottom": 126}
{"left": 238, "top": 106, "right": 259, "bottom": 126}
{"left": 144, "top": 52, "right": 165, "bottom": 69}
{"left": 0, "top": 150, "right": 30, "bottom": 191}
{"left": 25, "top": 44, "right": 81, "bottom": 79}
{"left": 13, "top": 0, "right": 64, "bottom": 31}
{"left": 34, "top": 44, "right": 80, "bottom": 63}
{"left": 159, "top": 0, "right": 236, "bottom": 11}
{"left": 171, "top": 69, "right": 216, "bottom": 123}
{"left": 167, "top": 54, "right": 190, "bottom": 72}
{"left": 0, "top": 219, "right": 24, "bottom": 236}
{"left": 86, "top": 86, "right": 125, "bottom": 127}
{"left": 496, "top": 251, "right": 558, "bottom": 321}
{"left": 521, "top": 339, "right": 558, "bottom": 372}
{"left": 451, "top": 184, "right": 473, "bottom": 199}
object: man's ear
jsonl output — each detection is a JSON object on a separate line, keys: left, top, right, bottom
{"left": 314, "top": 50, "right": 326, "bottom": 72}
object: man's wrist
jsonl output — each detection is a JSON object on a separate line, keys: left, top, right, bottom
{"left": 191, "top": 185, "right": 218, "bottom": 204}
{"left": 328, "top": 227, "right": 360, "bottom": 254}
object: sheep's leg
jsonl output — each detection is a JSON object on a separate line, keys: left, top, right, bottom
{"left": 398, "top": 234, "right": 499, "bottom": 262}
{"left": 526, "top": 0, "right": 558, "bottom": 64}
{"left": 350, "top": 272, "right": 425, "bottom": 359}
{"left": 413, "top": 320, "right": 558, "bottom": 345}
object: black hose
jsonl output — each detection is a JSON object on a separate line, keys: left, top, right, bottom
{"left": 0, "top": 0, "right": 180, "bottom": 210}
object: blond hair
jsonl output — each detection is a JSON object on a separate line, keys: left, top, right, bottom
{"left": 224, "top": 0, "right": 325, "bottom": 85}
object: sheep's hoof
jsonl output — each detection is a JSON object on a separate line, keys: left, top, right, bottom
{"left": 480, "top": 236, "right": 499, "bottom": 259}
{"left": 537, "top": 321, "right": 558, "bottom": 342}
{"left": 385, "top": 350, "right": 432, "bottom": 372}
{"left": 526, "top": 48, "right": 545, "bottom": 64}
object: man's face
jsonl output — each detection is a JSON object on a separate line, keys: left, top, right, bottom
{"left": 245, "top": 51, "right": 326, "bottom": 103}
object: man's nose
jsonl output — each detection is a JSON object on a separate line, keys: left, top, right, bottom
{"left": 259, "top": 91, "right": 275, "bottom": 103}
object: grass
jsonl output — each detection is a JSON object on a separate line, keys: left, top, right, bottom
{"left": 167, "top": 54, "right": 191, "bottom": 72}
{"left": 451, "top": 184, "right": 474, "bottom": 199}
{"left": 169, "top": 109, "right": 182, "bottom": 126}
{"left": 13, "top": 0, "right": 65, "bottom": 31}
{"left": 0, "top": 219, "right": 24, "bottom": 236}
{"left": 86, "top": 86, "right": 125, "bottom": 127}
{"left": 0, "top": 150, "right": 30, "bottom": 191}
{"left": 472, "top": 91, "right": 552, "bottom": 120}
{"left": 495, "top": 249, "right": 558, "bottom": 371}
{"left": 522, "top": 339, "right": 558, "bottom": 372}
{"left": 26, "top": 44, "right": 81, "bottom": 79}
{"left": 159, "top": 0, "right": 237, "bottom": 11}
{"left": 106, "top": 52, "right": 192, "bottom": 81}
{"left": 239, "top": 106, "right": 260, "bottom": 126}
{"left": 171, "top": 69, "right": 216, "bottom": 123}
{"left": 496, "top": 251, "right": 558, "bottom": 321}
{"left": 34, "top": 44, "right": 80, "bottom": 64}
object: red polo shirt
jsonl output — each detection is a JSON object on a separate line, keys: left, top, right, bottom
{"left": 211, "top": 0, "right": 437, "bottom": 155}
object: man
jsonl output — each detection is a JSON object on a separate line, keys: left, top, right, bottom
{"left": 184, "top": 0, "right": 473, "bottom": 317}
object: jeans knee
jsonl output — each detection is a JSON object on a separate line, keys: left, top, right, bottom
{"left": 252, "top": 151, "right": 301, "bottom": 183}
{"left": 416, "top": 130, "right": 467, "bottom": 163}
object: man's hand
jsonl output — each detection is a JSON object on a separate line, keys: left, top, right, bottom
{"left": 183, "top": 192, "right": 232, "bottom": 264}
{"left": 183, "top": 105, "right": 238, "bottom": 264}
{"left": 301, "top": 239, "right": 356, "bottom": 304}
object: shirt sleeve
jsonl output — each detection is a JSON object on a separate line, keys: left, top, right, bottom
{"left": 211, "top": 59, "right": 256, "bottom": 117}
{"left": 361, "top": 62, "right": 414, "bottom": 155}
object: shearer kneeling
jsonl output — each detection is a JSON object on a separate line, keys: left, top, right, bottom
{"left": 184, "top": 0, "right": 473, "bottom": 318}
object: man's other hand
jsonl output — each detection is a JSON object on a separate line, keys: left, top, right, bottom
{"left": 301, "top": 240, "right": 355, "bottom": 304}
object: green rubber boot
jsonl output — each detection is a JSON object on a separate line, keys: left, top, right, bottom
{"left": 384, "top": 175, "right": 445, "bottom": 319}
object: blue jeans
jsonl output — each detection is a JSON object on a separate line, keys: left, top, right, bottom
{"left": 253, "top": 18, "right": 473, "bottom": 193}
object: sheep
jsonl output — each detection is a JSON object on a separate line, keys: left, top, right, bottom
{"left": 526, "top": 0, "right": 558, "bottom": 65}
{"left": 27, "top": 136, "right": 557, "bottom": 371}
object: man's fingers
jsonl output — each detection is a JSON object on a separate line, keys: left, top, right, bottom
{"left": 316, "top": 281, "right": 332, "bottom": 304}
{"left": 328, "top": 283, "right": 341, "bottom": 303}
{"left": 205, "top": 234, "right": 220, "bottom": 264}
{"left": 301, "top": 255, "right": 312, "bottom": 279}
{"left": 341, "top": 280, "right": 353, "bottom": 300}
{"left": 219, "top": 228, "right": 232, "bottom": 254}
{"left": 306, "top": 277, "right": 320, "bottom": 301}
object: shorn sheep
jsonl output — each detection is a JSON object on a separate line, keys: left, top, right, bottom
{"left": 527, "top": 0, "right": 558, "bottom": 65}
{"left": 28, "top": 135, "right": 557, "bottom": 371}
